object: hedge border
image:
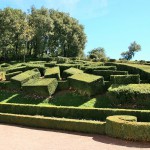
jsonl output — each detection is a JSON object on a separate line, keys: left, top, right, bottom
{"left": 0, "top": 113, "right": 105, "bottom": 134}
{"left": 106, "top": 115, "right": 150, "bottom": 141}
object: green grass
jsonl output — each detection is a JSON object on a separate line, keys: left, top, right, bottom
{"left": 0, "top": 89, "right": 112, "bottom": 108}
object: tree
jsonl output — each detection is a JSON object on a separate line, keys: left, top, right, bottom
{"left": 121, "top": 41, "right": 141, "bottom": 60}
{"left": 49, "top": 9, "right": 87, "bottom": 57}
{"left": 0, "top": 7, "right": 87, "bottom": 60}
{"left": 0, "top": 7, "right": 34, "bottom": 61}
{"left": 88, "top": 47, "right": 106, "bottom": 60}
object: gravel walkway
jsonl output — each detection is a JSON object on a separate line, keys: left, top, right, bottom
{"left": 0, "top": 124, "right": 150, "bottom": 150}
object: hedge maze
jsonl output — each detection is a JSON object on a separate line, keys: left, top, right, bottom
{"left": 1, "top": 59, "right": 150, "bottom": 141}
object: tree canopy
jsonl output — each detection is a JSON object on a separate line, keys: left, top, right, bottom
{"left": 88, "top": 47, "right": 107, "bottom": 60}
{"left": 121, "top": 41, "right": 141, "bottom": 60}
{"left": 0, "top": 7, "right": 87, "bottom": 61}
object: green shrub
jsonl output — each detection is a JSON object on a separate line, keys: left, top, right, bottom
{"left": 11, "top": 69, "right": 41, "bottom": 88}
{"left": 45, "top": 61, "right": 57, "bottom": 67}
{"left": 0, "top": 81, "right": 13, "bottom": 89}
{"left": 0, "top": 63, "right": 10, "bottom": 67}
{"left": 84, "top": 66, "right": 117, "bottom": 74}
{"left": 110, "top": 74, "right": 140, "bottom": 84}
{"left": 1, "top": 103, "right": 150, "bottom": 122}
{"left": 44, "top": 67, "right": 60, "bottom": 80}
{"left": 6, "top": 66, "right": 27, "bottom": 74}
{"left": 25, "top": 64, "right": 46, "bottom": 76}
{"left": 56, "top": 64, "right": 81, "bottom": 75}
{"left": 105, "top": 62, "right": 150, "bottom": 82}
{"left": 22, "top": 78, "right": 58, "bottom": 97}
{"left": 56, "top": 57, "right": 69, "bottom": 64}
{"left": 57, "top": 80, "right": 69, "bottom": 90}
{"left": 106, "top": 115, "right": 150, "bottom": 141}
{"left": 93, "top": 70, "right": 128, "bottom": 81}
{"left": 62, "top": 67, "right": 83, "bottom": 79}
{"left": 68, "top": 73, "right": 104, "bottom": 96}
{"left": 0, "top": 113, "right": 105, "bottom": 134}
{"left": 5, "top": 71, "right": 22, "bottom": 81}
{"left": 108, "top": 84, "right": 150, "bottom": 106}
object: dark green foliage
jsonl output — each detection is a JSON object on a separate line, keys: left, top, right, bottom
{"left": 0, "top": 63, "right": 10, "bottom": 67}
{"left": 0, "top": 113, "right": 105, "bottom": 134}
{"left": 1, "top": 103, "right": 150, "bottom": 122}
{"left": 11, "top": 69, "right": 41, "bottom": 88}
{"left": 56, "top": 64, "right": 81, "bottom": 76}
{"left": 68, "top": 73, "right": 104, "bottom": 96}
{"left": 110, "top": 74, "right": 140, "bottom": 84}
{"left": 93, "top": 70, "right": 128, "bottom": 81}
{"left": 25, "top": 64, "right": 46, "bottom": 76}
{"left": 22, "top": 78, "right": 58, "bottom": 97}
{"left": 108, "top": 84, "right": 150, "bottom": 106}
{"left": 57, "top": 80, "right": 69, "bottom": 90}
{"left": 84, "top": 66, "right": 117, "bottom": 74}
{"left": 44, "top": 67, "right": 60, "bottom": 80}
{"left": 62, "top": 67, "right": 83, "bottom": 79}
{"left": 56, "top": 57, "right": 69, "bottom": 64}
{"left": 5, "top": 71, "right": 22, "bottom": 81}
{"left": 105, "top": 62, "right": 150, "bottom": 82}
{"left": 106, "top": 115, "right": 150, "bottom": 141}
{"left": 6, "top": 66, "right": 27, "bottom": 74}
{"left": 0, "top": 81, "right": 13, "bottom": 89}
{"left": 45, "top": 61, "right": 57, "bottom": 67}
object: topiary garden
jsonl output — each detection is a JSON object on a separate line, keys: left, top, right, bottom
{"left": 1, "top": 59, "right": 150, "bottom": 142}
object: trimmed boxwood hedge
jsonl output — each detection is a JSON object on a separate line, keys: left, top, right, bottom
{"left": 108, "top": 84, "right": 150, "bottom": 106}
{"left": 22, "top": 78, "right": 58, "bottom": 97}
{"left": 57, "top": 80, "right": 69, "bottom": 90}
{"left": 44, "top": 67, "right": 60, "bottom": 80}
{"left": 62, "top": 67, "right": 83, "bottom": 79}
{"left": 5, "top": 71, "right": 22, "bottom": 81}
{"left": 106, "top": 115, "right": 150, "bottom": 141}
{"left": 84, "top": 66, "right": 117, "bottom": 74}
{"left": 93, "top": 70, "right": 128, "bottom": 81}
{"left": 45, "top": 61, "right": 57, "bottom": 67}
{"left": 56, "top": 64, "right": 81, "bottom": 76}
{"left": 110, "top": 74, "right": 140, "bottom": 84}
{"left": 68, "top": 73, "right": 104, "bottom": 96}
{"left": 1, "top": 103, "right": 150, "bottom": 122}
{"left": 11, "top": 69, "right": 41, "bottom": 88}
{"left": 105, "top": 62, "right": 150, "bottom": 82}
{"left": 0, "top": 113, "right": 105, "bottom": 134}
{"left": 6, "top": 66, "right": 27, "bottom": 74}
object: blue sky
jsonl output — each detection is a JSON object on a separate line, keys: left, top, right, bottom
{"left": 0, "top": 0, "right": 150, "bottom": 60}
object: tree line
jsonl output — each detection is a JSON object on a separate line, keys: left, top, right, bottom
{"left": 0, "top": 7, "right": 87, "bottom": 61}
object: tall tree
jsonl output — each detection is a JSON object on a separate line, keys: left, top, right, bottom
{"left": 28, "top": 7, "right": 54, "bottom": 57}
{"left": 0, "top": 7, "right": 34, "bottom": 60}
{"left": 49, "top": 9, "right": 87, "bottom": 57}
{"left": 121, "top": 41, "right": 141, "bottom": 60}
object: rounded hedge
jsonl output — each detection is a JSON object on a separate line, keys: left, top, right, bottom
{"left": 106, "top": 115, "right": 150, "bottom": 141}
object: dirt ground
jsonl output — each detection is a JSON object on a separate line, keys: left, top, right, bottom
{"left": 0, "top": 123, "right": 150, "bottom": 150}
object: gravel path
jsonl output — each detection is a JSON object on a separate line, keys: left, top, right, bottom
{"left": 0, "top": 124, "right": 150, "bottom": 150}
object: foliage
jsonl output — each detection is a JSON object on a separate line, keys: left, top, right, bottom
{"left": 0, "top": 7, "right": 87, "bottom": 61}
{"left": 106, "top": 115, "right": 150, "bottom": 141}
{"left": 121, "top": 41, "right": 141, "bottom": 60}
{"left": 22, "top": 78, "right": 58, "bottom": 97}
{"left": 68, "top": 73, "right": 104, "bottom": 96}
{"left": 108, "top": 84, "right": 150, "bottom": 107}
{"left": 88, "top": 47, "right": 107, "bottom": 60}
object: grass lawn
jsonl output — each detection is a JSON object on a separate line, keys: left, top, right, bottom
{"left": 0, "top": 89, "right": 112, "bottom": 108}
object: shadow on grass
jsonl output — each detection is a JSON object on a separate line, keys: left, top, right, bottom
{"left": 5, "top": 93, "right": 44, "bottom": 105}
{"left": 94, "top": 94, "right": 112, "bottom": 108}
{"left": 48, "top": 91, "right": 90, "bottom": 107}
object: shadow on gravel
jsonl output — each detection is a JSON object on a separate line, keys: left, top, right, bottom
{"left": 1, "top": 123, "right": 150, "bottom": 148}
